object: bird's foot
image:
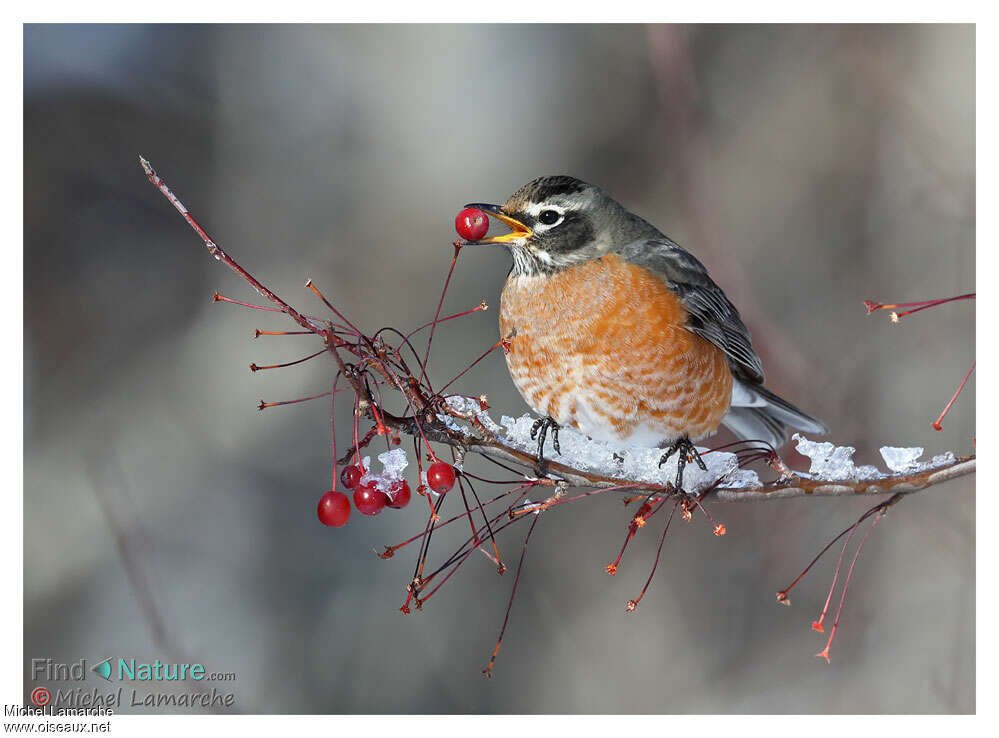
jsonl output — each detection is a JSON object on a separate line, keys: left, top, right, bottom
{"left": 658, "top": 437, "right": 707, "bottom": 491}
{"left": 530, "top": 416, "right": 561, "bottom": 476}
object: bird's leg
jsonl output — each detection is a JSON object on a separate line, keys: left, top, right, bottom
{"left": 658, "top": 437, "right": 707, "bottom": 491}
{"left": 529, "top": 416, "right": 561, "bottom": 476}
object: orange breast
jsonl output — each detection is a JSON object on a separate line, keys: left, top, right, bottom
{"left": 499, "top": 253, "right": 732, "bottom": 445}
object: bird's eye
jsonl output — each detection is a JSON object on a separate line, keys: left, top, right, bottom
{"left": 538, "top": 209, "right": 562, "bottom": 226}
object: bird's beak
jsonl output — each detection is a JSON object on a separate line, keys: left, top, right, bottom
{"left": 463, "top": 203, "right": 533, "bottom": 244}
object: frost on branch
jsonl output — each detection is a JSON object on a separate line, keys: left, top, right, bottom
{"left": 879, "top": 445, "right": 955, "bottom": 473}
{"left": 792, "top": 435, "right": 881, "bottom": 480}
{"left": 440, "top": 395, "right": 761, "bottom": 492}
{"left": 792, "top": 434, "right": 958, "bottom": 482}
{"left": 501, "top": 414, "right": 760, "bottom": 492}
{"left": 439, "top": 392, "right": 973, "bottom": 501}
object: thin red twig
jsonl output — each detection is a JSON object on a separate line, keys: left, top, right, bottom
{"left": 863, "top": 292, "right": 975, "bottom": 320}
{"left": 418, "top": 242, "right": 463, "bottom": 387}
{"left": 815, "top": 512, "right": 884, "bottom": 663}
{"left": 483, "top": 513, "right": 541, "bottom": 677}
{"left": 932, "top": 360, "right": 975, "bottom": 431}
{"left": 141, "top": 157, "right": 322, "bottom": 334}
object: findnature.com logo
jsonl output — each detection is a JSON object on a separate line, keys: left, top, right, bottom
{"left": 28, "top": 657, "right": 237, "bottom": 710}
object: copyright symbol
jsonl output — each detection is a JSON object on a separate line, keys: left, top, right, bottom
{"left": 30, "top": 686, "right": 50, "bottom": 706}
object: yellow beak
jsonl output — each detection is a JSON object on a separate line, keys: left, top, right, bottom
{"left": 463, "top": 203, "right": 533, "bottom": 244}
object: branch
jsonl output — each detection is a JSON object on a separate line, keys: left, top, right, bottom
{"left": 406, "top": 422, "right": 976, "bottom": 504}
{"left": 140, "top": 155, "right": 974, "bottom": 507}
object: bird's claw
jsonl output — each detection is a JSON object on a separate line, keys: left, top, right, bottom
{"left": 658, "top": 437, "right": 706, "bottom": 491}
{"left": 530, "top": 416, "right": 561, "bottom": 476}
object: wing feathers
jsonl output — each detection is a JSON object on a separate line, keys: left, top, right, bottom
{"left": 618, "top": 238, "right": 764, "bottom": 383}
{"left": 618, "top": 238, "right": 828, "bottom": 446}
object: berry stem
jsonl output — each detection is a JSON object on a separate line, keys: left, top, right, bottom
{"left": 258, "top": 389, "right": 340, "bottom": 410}
{"left": 776, "top": 496, "right": 894, "bottom": 605}
{"left": 415, "top": 488, "right": 536, "bottom": 606}
{"left": 606, "top": 497, "right": 665, "bottom": 575}
{"left": 435, "top": 337, "right": 514, "bottom": 396}
{"left": 249, "top": 348, "right": 326, "bottom": 372}
{"left": 304, "top": 279, "right": 363, "bottom": 338}
{"left": 932, "top": 359, "right": 975, "bottom": 431}
{"left": 413, "top": 489, "right": 447, "bottom": 585}
{"left": 417, "top": 486, "right": 535, "bottom": 589}
{"left": 380, "top": 483, "right": 537, "bottom": 559}
{"left": 864, "top": 292, "right": 974, "bottom": 318}
{"left": 811, "top": 518, "right": 863, "bottom": 633}
{"left": 483, "top": 512, "right": 541, "bottom": 677}
{"left": 370, "top": 326, "right": 437, "bottom": 394}
{"left": 418, "top": 242, "right": 463, "bottom": 389}
{"left": 454, "top": 474, "right": 481, "bottom": 547}
{"left": 329, "top": 374, "right": 342, "bottom": 490}
{"left": 404, "top": 301, "right": 488, "bottom": 340}
{"left": 458, "top": 472, "right": 504, "bottom": 572}
{"left": 816, "top": 511, "right": 884, "bottom": 663}
{"left": 213, "top": 293, "right": 283, "bottom": 313}
{"left": 337, "top": 426, "right": 378, "bottom": 466}
{"left": 690, "top": 495, "right": 724, "bottom": 533}
{"left": 254, "top": 329, "right": 314, "bottom": 338}
{"left": 626, "top": 502, "right": 679, "bottom": 612}
{"left": 351, "top": 392, "right": 362, "bottom": 465}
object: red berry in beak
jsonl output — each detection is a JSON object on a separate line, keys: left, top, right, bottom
{"left": 426, "top": 462, "right": 457, "bottom": 494}
{"left": 317, "top": 490, "right": 351, "bottom": 527}
{"left": 455, "top": 207, "right": 489, "bottom": 241}
{"left": 353, "top": 482, "right": 389, "bottom": 516}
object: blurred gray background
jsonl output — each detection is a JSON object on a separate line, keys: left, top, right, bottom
{"left": 24, "top": 24, "right": 974, "bottom": 713}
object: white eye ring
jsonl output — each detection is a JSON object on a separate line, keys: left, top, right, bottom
{"left": 535, "top": 208, "right": 564, "bottom": 229}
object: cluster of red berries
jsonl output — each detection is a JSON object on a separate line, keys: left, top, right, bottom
{"left": 455, "top": 207, "right": 489, "bottom": 241}
{"left": 314, "top": 209, "right": 480, "bottom": 529}
{"left": 316, "top": 460, "right": 457, "bottom": 528}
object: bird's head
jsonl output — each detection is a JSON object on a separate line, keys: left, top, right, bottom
{"left": 464, "top": 176, "right": 660, "bottom": 275}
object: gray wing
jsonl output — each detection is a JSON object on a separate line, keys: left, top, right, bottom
{"left": 617, "top": 238, "right": 765, "bottom": 384}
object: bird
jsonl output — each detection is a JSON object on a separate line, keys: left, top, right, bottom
{"left": 463, "top": 175, "right": 827, "bottom": 487}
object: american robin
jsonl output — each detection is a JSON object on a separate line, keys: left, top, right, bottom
{"left": 464, "top": 175, "right": 827, "bottom": 486}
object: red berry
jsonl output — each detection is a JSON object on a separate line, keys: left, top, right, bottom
{"left": 339, "top": 465, "right": 363, "bottom": 489}
{"left": 317, "top": 491, "right": 351, "bottom": 527}
{"left": 426, "top": 462, "right": 457, "bottom": 494}
{"left": 386, "top": 480, "right": 411, "bottom": 509}
{"left": 455, "top": 207, "right": 489, "bottom": 241}
{"left": 353, "top": 482, "right": 389, "bottom": 516}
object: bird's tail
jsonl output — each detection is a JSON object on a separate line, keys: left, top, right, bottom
{"left": 723, "top": 380, "right": 828, "bottom": 450}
